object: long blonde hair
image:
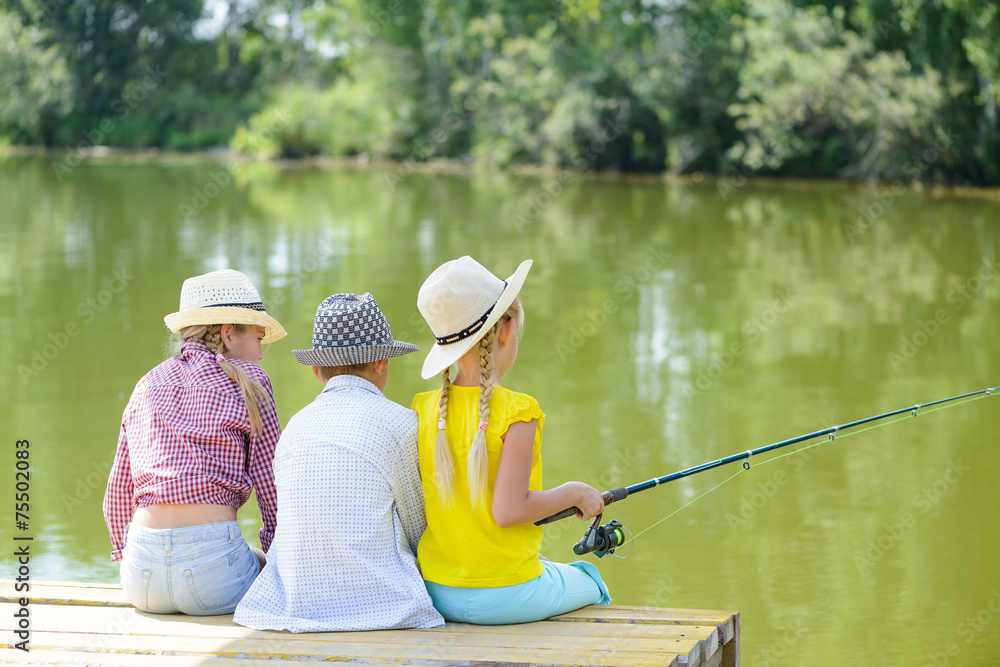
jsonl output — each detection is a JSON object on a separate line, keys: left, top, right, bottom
{"left": 176, "top": 324, "right": 270, "bottom": 437}
{"left": 435, "top": 298, "right": 523, "bottom": 508}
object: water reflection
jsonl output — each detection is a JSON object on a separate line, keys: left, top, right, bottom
{"left": 1, "top": 155, "right": 998, "bottom": 665}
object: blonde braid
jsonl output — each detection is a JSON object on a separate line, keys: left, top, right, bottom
{"left": 178, "top": 324, "right": 269, "bottom": 437}
{"left": 467, "top": 324, "right": 495, "bottom": 508}
{"left": 203, "top": 326, "right": 224, "bottom": 355}
{"left": 434, "top": 368, "right": 456, "bottom": 498}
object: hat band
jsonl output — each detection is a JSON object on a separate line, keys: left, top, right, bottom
{"left": 200, "top": 302, "right": 266, "bottom": 312}
{"left": 434, "top": 281, "right": 507, "bottom": 346}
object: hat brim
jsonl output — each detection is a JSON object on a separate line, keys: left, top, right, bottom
{"left": 164, "top": 307, "right": 287, "bottom": 344}
{"left": 420, "top": 259, "right": 532, "bottom": 380}
{"left": 293, "top": 341, "right": 419, "bottom": 367}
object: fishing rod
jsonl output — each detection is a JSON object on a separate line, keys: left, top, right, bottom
{"left": 537, "top": 386, "right": 997, "bottom": 558}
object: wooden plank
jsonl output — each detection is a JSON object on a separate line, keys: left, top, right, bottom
{"left": 0, "top": 581, "right": 739, "bottom": 667}
{"left": 699, "top": 644, "right": 724, "bottom": 667}
{"left": 20, "top": 631, "right": 685, "bottom": 667}
{"left": 11, "top": 602, "right": 719, "bottom": 644}
{"left": 24, "top": 624, "right": 697, "bottom": 656}
{"left": 439, "top": 619, "right": 713, "bottom": 640}
{"left": 0, "top": 581, "right": 130, "bottom": 607}
{"left": 700, "top": 621, "right": 720, "bottom": 657}
{"left": 4, "top": 582, "right": 738, "bottom": 628}
{"left": 0, "top": 648, "right": 207, "bottom": 666}
{"left": 721, "top": 612, "right": 741, "bottom": 667}
{"left": 555, "top": 605, "right": 736, "bottom": 625}
{"left": 0, "top": 649, "right": 396, "bottom": 666}
{"left": 4, "top": 580, "right": 121, "bottom": 591}
{"left": 4, "top": 603, "right": 702, "bottom": 667}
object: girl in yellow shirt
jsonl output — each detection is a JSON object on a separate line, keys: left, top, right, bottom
{"left": 412, "top": 256, "right": 611, "bottom": 624}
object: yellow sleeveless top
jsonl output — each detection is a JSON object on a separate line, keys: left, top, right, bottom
{"left": 412, "top": 384, "right": 545, "bottom": 587}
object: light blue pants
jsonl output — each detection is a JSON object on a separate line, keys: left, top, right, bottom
{"left": 424, "top": 560, "right": 611, "bottom": 625}
{"left": 119, "top": 521, "right": 260, "bottom": 615}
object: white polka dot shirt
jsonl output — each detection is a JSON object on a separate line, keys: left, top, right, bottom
{"left": 233, "top": 375, "right": 444, "bottom": 631}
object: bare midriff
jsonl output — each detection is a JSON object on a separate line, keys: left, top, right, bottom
{"left": 132, "top": 503, "right": 237, "bottom": 529}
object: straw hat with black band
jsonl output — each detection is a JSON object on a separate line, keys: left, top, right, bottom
{"left": 417, "top": 256, "right": 532, "bottom": 380}
{"left": 164, "top": 269, "right": 286, "bottom": 344}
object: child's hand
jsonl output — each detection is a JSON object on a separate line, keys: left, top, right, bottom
{"left": 572, "top": 482, "right": 605, "bottom": 521}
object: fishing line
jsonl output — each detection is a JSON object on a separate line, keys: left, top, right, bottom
{"left": 623, "top": 468, "right": 746, "bottom": 545}
{"left": 618, "top": 391, "right": 992, "bottom": 552}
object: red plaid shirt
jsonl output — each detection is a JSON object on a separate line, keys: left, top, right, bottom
{"left": 103, "top": 339, "right": 281, "bottom": 561}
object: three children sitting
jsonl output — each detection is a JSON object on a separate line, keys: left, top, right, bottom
{"left": 106, "top": 261, "right": 610, "bottom": 630}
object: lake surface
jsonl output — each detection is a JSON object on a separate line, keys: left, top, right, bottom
{"left": 2, "top": 154, "right": 998, "bottom": 665}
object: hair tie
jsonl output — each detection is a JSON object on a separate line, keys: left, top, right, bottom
{"left": 478, "top": 420, "right": 489, "bottom": 431}
{"left": 438, "top": 418, "right": 446, "bottom": 431}
{"left": 216, "top": 353, "right": 227, "bottom": 363}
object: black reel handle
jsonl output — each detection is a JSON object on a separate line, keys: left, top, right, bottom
{"left": 534, "top": 487, "right": 629, "bottom": 526}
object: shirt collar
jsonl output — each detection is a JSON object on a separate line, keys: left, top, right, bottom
{"left": 180, "top": 339, "right": 212, "bottom": 356}
{"left": 321, "top": 374, "right": 382, "bottom": 396}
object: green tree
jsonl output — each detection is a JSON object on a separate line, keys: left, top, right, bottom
{"left": 0, "top": 10, "right": 73, "bottom": 144}
{"left": 2, "top": 0, "right": 207, "bottom": 143}
{"left": 729, "top": 0, "right": 945, "bottom": 180}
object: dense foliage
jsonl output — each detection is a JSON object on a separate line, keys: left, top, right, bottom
{"left": 2, "top": 0, "right": 998, "bottom": 183}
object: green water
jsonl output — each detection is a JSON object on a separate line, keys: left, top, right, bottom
{"left": 2, "top": 154, "right": 998, "bottom": 665}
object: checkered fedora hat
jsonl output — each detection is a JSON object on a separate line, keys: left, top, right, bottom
{"left": 292, "top": 293, "right": 418, "bottom": 367}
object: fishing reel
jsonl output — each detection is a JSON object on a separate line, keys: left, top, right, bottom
{"left": 573, "top": 515, "right": 628, "bottom": 558}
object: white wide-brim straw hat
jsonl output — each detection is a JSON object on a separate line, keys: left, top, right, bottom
{"left": 293, "top": 292, "right": 418, "bottom": 367}
{"left": 417, "top": 256, "right": 532, "bottom": 380}
{"left": 164, "top": 269, "right": 286, "bottom": 344}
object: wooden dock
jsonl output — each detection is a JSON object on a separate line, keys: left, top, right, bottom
{"left": 2, "top": 581, "right": 739, "bottom": 666}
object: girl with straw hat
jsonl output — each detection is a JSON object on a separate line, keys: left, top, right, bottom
{"left": 103, "top": 269, "right": 286, "bottom": 615}
{"left": 412, "top": 256, "right": 611, "bottom": 624}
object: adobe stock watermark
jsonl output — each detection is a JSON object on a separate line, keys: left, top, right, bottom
{"left": 540, "top": 449, "right": 639, "bottom": 546}
{"left": 924, "top": 589, "right": 1000, "bottom": 666}
{"left": 717, "top": 88, "right": 831, "bottom": 200}
{"left": 265, "top": 236, "right": 338, "bottom": 308}
{"left": 60, "top": 458, "right": 113, "bottom": 515}
{"left": 51, "top": 66, "right": 167, "bottom": 181}
{"left": 725, "top": 415, "right": 836, "bottom": 530}
{"left": 647, "top": 576, "right": 682, "bottom": 607}
{"left": 681, "top": 10, "right": 733, "bottom": 64}
{"left": 750, "top": 620, "right": 806, "bottom": 667}
{"left": 716, "top": 136, "right": 782, "bottom": 201}
{"left": 347, "top": 0, "right": 405, "bottom": 50}
{"left": 554, "top": 246, "right": 671, "bottom": 361}
{"left": 382, "top": 89, "right": 488, "bottom": 191}
{"left": 510, "top": 103, "right": 631, "bottom": 234}
{"left": 178, "top": 112, "right": 291, "bottom": 221}
{"left": 681, "top": 288, "right": 798, "bottom": 399}
{"left": 853, "top": 459, "right": 969, "bottom": 574}
{"left": 17, "top": 267, "right": 134, "bottom": 386}
{"left": 724, "top": 469, "right": 788, "bottom": 531}
{"left": 843, "top": 126, "right": 960, "bottom": 243}
{"left": 71, "top": 606, "right": 142, "bottom": 665}
{"left": 888, "top": 256, "right": 995, "bottom": 371}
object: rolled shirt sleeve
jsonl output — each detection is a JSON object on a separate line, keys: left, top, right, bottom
{"left": 103, "top": 420, "right": 135, "bottom": 562}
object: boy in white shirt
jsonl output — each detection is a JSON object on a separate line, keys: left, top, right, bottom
{"left": 234, "top": 293, "right": 444, "bottom": 631}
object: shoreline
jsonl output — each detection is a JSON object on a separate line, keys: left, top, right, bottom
{"left": 4, "top": 144, "right": 1000, "bottom": 200}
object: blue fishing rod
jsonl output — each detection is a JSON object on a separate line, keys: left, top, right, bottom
{"left": 536, "top": 386, "right": 997, "bottom": 557}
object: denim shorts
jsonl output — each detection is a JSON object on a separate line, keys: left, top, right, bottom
{"left": 120, "top": 521, "right": 260, "bottom": 615}
{"left": 424, "top": 560, "right": 611, "bottom": 625}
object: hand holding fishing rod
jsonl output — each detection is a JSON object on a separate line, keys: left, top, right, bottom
{"left": 536, "top": 487, "right": 630, "bottom": 524}
{"left": 537, "top": 386, "right": 997, "bottom": 556}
